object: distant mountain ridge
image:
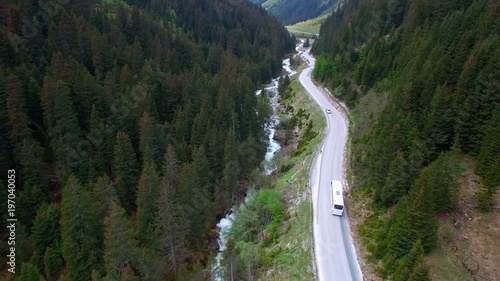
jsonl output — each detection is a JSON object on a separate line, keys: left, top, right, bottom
{"left": 250, "top": 0, "right": 340, "bottom": 25}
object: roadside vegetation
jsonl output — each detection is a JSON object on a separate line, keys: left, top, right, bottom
{"left": 221, "top": 52, "right": 325, "bottom": 280}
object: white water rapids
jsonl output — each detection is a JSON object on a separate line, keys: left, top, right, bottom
{"left": 212, "top": 40, "right": 305, "bottom": 280}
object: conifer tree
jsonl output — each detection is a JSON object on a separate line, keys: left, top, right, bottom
{"left": 113, "top": 131, "right": 139, "bottom": 210}
{"left": 41, "top": 77, "right": 84, "bottom": 179}
{"left": 91, "top": 33, "right": 113, "bottom": 80}
{"left": 88, "top": 106, "right": 113, "bottom": 178}
{"left": 386, "top": 180, "right": 438, "bottom": 261}
{"left": 304, "top": 38, "right": 310, "bottom": 48}
{"left": 31, "top": 203, "right": 61, "bottom": 270}
{"left": 476, "top": 108, "right": 500, "bottom": 211}
{"left": 240, "top": 85, "right": 259, "bottom": 140}
{"left": 174, "top": 107, "right": 191, "bottom": 143}
{"left": 206, "top": 127, "right": 225, "bottom": 179}
{"left": 178, "top": 162, "right": 210, "bottom": 250}
{"left": 137, "top": 246, "right": 166, "bottom": 281}
{"left": 136, "top": 147, "right": 161, "bottom": 245}
{"left": 238, "top": 136, "right": 260, "bottom": 176}
{"left": 17, "top": 184, "right": 48, "bottom": 229}
{"left": 13, "top": 263, "right": 42, "bottom": 281}
{"left": 61, "top": 176, "right": 103, "bottom": 280}
{"left": 44, "top": 247, "right": 62, "bottom": 281}
{"left": 193, "top": 146, "right": 213, "bottom": 193}
{"left": 57, "top": 13, "right": 78, "bottom": 56}
{"left": 12, "top": 223, "right": 34, "bottom": 273}
{"left": 16, "top": 139, "right": 50, "bottom": 228}
{"left": 221, "top": 130, "right": 240, "bottom": 202}
{"left": 393, "top": 240, "right": 427, "bottom": 281}
{"left": 162, "top": 145, "right": 180, "bottom": 185}
{"left": 381, "top": 151, "right": 410, "bottom": 206}
{"left": 19, "top": 138, "right": 48, "bottom": 193}
{"left": 407, "top": 262, "right": 431, "bottom": 281}
{"left": 104, "top": 201, "right": 138, "bottom": 280}
{"left": 5, "top": 74, "right": 32, "bottom": 155}
{"left": 155, "top": 178, "right": 189, "bottom": 274}
{"left": 139, "top": 112, "right": 165, "bottom": 167}
{"left": 190, "top": 96, "right": 210, "bottom": 148}
{"left": 92, "top": 176, "right": 115, "bottom": 221}
{"left": 120, "top": 265, "right": 141, "bottom": 281}
{"left": 206, "top": 44, "right": 223, "bottom": 74}
{"left": 422, "top": 152, "right": 459, "bottom": 212}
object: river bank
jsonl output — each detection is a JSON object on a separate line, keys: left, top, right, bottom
{"left": 210, "top": 40, "right": 328, "bottom": 280}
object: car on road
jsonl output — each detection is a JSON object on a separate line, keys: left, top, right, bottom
{"left": 326, "top": 108, "right": 332, "bottom": 114}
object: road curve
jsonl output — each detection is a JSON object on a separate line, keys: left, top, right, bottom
{"left": 299, "top": 48, "right": 362, "bottom": 281}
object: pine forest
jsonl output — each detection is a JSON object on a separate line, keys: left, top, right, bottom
{"left": 0, "top": 0, "right": 294, "bottom": 279}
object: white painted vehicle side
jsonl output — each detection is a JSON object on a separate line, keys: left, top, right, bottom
{"left": 331, "top": 180, "right": 344, "bottom": 216}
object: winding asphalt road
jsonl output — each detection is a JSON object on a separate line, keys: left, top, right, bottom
{"left": 299, "top": 48, "right": 363, "bottom": 281}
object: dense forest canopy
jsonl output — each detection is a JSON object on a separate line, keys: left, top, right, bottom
{"left": 313, "top": 0, "right": 498, "bottom": 279}
{"left": 0, "top": 0, "right": 294, "bottom": 279}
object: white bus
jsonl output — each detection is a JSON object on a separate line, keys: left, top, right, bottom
{"left": 330, "top": 180, "right": 344, "bottom": 216}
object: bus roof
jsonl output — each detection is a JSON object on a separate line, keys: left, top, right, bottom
{"left": 331, "top": 180, "right": 344, "bottom": 205}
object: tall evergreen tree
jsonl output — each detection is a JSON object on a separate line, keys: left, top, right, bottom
{"left": 381, "top": 151, "right": 411, "bottom": 206}
{"left": 393, "top": 240, "right": 429, "bottom": 281}
{"left": 139, "top": 112, "right": 165, "bottom": 167}
{"left": 162, "top": 145, "right": 179, "bottom": 186}
{"left": 385, "top": 179, "right": 438, "bottom": 261}
{"left": 44, "top": 246, "right": 62, "bottom": 281}
{"left": 16, "top": 184, "right": 48, "bottom": 229}
{"left": 113, "top": 131, "right": 139, "bottom": 210}
{"left": 476, "top": 108, "right": 500, "bottom": 211}
{"left": 19, "top": 138, "right": 48, "bottom": 193}
{"left": 61, "top": 176, "right": 103, "bottom": 280}
{"left": 5, "top": 73, "right": 32, "bottom": 155}
{"left": 407, "top": 262, "right": 431, "bottom": 281}
{"left": 87, "top": 106, "right": 114, "bottom": 179}
{"left": 155, "top": 178, "right": 189, "bottom": 274}
{"left": 31, "top": 203, "right": 61, "bottom": 270}
{"left": 136, "top": 148, "right": 161, "bottom": 245}
{"left": 41, "top": 77, "right": 84, "bottom": 180}
{"left": 104, "top": 201, "right": 138, "bottom": 280}
{"left": 13, "top": 263, "right": 42, "bottom": 281}
{"left": 91, "top": 176, "right": 115, "bottom": 221}
{"left": 178, "top": 162, "right": 210, "bottom": 251}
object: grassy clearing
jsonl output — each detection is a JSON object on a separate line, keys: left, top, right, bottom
{"left": 286, "top": 13, "right": 330, "bottom": 36}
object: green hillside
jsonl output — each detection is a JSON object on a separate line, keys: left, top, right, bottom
{"left": 250, "top": 0, "right": 340, "bottom": 25}
{"left": 286, "top": 12, "right": 331, "bottom": 35}
{"left": 313, "top": 0, "right": 499, "bottom": 279}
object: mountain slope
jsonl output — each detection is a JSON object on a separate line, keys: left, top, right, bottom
{"left": 0, "top": 0, "right": 293, "bottom": 279}
{"left": 312, "top": 0, "right": 499, "bottom": 279}
{"left": 250, "top": 0, "right": 341, "bottom": 25}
